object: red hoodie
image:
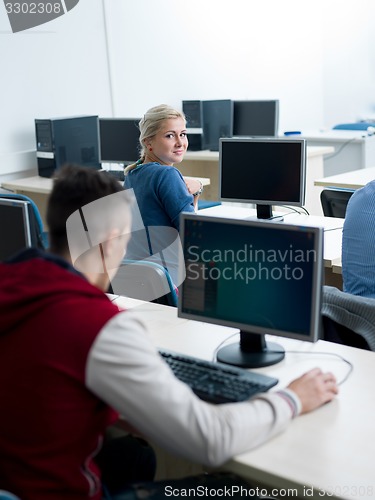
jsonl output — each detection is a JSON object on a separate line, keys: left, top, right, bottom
{"left": 0, "top": 249, "right": 120, "bottom": 499}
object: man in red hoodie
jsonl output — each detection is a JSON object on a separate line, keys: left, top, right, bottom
{"left": 0, "top": 164, "right": 338, "bottom": 499}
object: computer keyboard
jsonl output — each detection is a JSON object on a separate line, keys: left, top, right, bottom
{"left": 159, "top": 349, "right": 278, "bottom": 404}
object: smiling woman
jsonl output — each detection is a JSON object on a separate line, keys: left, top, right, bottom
{"left": 123, "top": 104, "right": 202, "bottom": 285}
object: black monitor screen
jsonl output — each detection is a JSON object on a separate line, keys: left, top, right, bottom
{"left": 99, "top": 118, "right": 140, "bottom": 164}
{"left": 182, "top": 101, "right": 202, "bottom": 128}
{"left": 233, "top": 100, "right": 279, "bottom": 137}
{"left": 0, "top": 199, "right": 32, "bottom": 261}
{"left": 202, "top": 100, "right": 233, "bottom": 151}
{"left": 220, "top": 138, "right": 306, "bottom": 217}
{"left": 179, "top": 214, "right": 323, "bottom": 368}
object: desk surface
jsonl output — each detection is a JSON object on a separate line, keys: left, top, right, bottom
{"left": 198, "top": 204, "right": 343, "bottom": 269}
{"left": 314, "top": 166, "right": 375, "bottom": 190}
{"left": 1, "top": 174, "right": 210, "bottom": 194}
{"left": 109, "top": 296, "right": 375, "bottom": 500}
{"left": 184, "top": 145, "right": 334, "bottom": 161}
{"left": 300, "top": 129, "right": 375, "bottom": 143}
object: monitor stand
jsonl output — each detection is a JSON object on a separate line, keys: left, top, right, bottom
{"left": 256, "top": 204, "right": 284, "bottom": 222}
{"left": 216, "top": 331, "right": 285, "bottom": 368}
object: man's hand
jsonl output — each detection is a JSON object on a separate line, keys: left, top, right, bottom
{"left": 287, "top": 367, "right": 339, "bottom": 414}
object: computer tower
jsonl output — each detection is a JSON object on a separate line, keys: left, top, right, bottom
{"left": 35, "top": 115, "right": 100, "bottom": 178}
{"left": 182, "top": 100, "right": 202, "bottom": 128}
{"left": 187, "top": 132, "right": 203, "bottom": 151}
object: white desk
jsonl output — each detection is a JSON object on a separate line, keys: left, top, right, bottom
{"left": 1, "top": 174, "right": 210, "bottom": 226}
{"left": 197, "top": 204, "right": 343, "bottom": 276}
{"left": 300, "top": 130, "right": 375, "bottom": 176}
{"left": 110, "top": 296, "right": 375, "bottom": 500}
{"left": 315, "top": 166, "right": 375, "bottom": 190}
{"left": 181, "top": 147, "right": 334, "bottom": 216}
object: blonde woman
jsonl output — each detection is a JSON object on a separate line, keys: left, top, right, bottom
{"left": 124, "top": 104, "right": 203, "bottom": 231}
{"left": 124, "top": 105, "right": 203, "bottom": 284}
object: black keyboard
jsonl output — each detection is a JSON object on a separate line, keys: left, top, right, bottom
{"left": 159, "top": 349, "right": 278, "bottom": 404}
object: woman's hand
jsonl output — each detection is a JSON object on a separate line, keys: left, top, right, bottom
{"left": 184, "top": 177, "right": 202, "bottom": 196}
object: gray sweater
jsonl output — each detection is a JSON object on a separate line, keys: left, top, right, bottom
{"left": 322, "top": 286, "right": 375, "bottom": 351}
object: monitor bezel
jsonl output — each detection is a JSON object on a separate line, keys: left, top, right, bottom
{"left": 178, "top": 213, "right": 323, "bottom": 344}
{"left": 0, "top": 199, "right": 32, "bottom": 260}
{"left": 219, "top": 137, "right": 307, "bottom": 208}
{"left": 233, "top": 99, "right": 279, "bottom": 137}
{"left": 99, "top": 117, "right": 140, "bottom": 164}
{"left": 201, "top": 99, "right": 234, "bottom": 152}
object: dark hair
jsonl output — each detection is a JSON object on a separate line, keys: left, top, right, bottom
{"left": 47, "top": 164, "right": 127, "bottom": 253}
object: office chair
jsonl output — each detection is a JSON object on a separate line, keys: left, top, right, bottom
{"left": 0, "top": 491, "right": 21, "bottom": 500}
{"left": 320, "top": 189, "right": 355, "bottom": 218}
{"left": 110, "top": 259, "right": 178, "bottom": 307}
{"left": 321, "top": 285, "right": 375, "bottom": 351}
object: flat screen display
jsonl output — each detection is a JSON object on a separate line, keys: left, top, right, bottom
{"left": 220, "top": 137, "right": 306, "bottom": 207}
{"left": 0, "top": 199, "right": 32, "bottom": 260}
{"left": 178, "top": 213, "right": 323, "bottom": 367}
{"left": 233, "top": 100, "right": 279, "bottom": 137}
{"left": 99, "top": 118, "right": 140, "bottom": 164}
{"left": 202, "top": 100, "right": 233, "bottom": 152}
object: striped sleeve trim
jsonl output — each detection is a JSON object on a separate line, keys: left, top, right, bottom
{"left": 276, "top": 389, "right": 302, "bottom": 418}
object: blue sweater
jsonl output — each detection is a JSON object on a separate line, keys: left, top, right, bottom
{"left": 123, "top": 162, "right": 195, "bottom": 284}
{"left": 124, "top": 162, "right": 194, "bottom": 231}
{"left": 342, "top": 180, "right": 375, "bottom": 298}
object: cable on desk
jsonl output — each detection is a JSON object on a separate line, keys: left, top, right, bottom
{"left": 324, "top": 227, "right": 344, "bottom": 232}
{"left": 284, "top": 350, "right": 353, "bottom": 385}
{"left": 212, "top": 333, "right": 353, "bottom": 386}
{"left": 323, "top": 137, "right": 357, "bottom": 161}
{"left": 212, "top": 332, "right": 241, "bottom": 362}
{"left": 279, "top": 205, "right": 310, "bottom": 216}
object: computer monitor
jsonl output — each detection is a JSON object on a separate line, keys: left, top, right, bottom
{"left": 233, "top": 100, "right": 279, "bottom": 137}
{"left": 0, "top": 199, "right": 33, "bottom": 260}
{"left": 202, "top": 100, "right": 233, "bottom": 151}
{"left": 99, "top": 118, "right": 140, "bottom": 164}
{"left": 179, "top": 214, "right": 323, "bottom": 368}
{"left": 220, "top": 137, "right": 306, "bottom": 219}
{"left": 182, "top": 100, "right": 202, "bottom": 128}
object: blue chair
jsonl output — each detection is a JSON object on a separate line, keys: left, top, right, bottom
{"left": 0, "top": 491, "right": 21, "bottom": 500}
{"left": 110, "top": 259, "right": 178, "bottom": 307}
{"left": 0, "top": 193, "right": 48, "bottom": 249}
{"left": 332, "top": 122, "right": 375, "bottom": 131}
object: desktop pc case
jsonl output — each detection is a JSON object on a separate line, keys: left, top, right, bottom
{"left": 35, "top": 116, "right": 100, "bottom": 178}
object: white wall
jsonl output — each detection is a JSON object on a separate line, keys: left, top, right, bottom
{"left": 322, "top": 0, "right": 375, "bottom": 127}
{"left": 1, "top": 0, "right": 375, "bottom": 178}
{"left": 106, "top": 0, "right": 375, "bottom": 130}
{"left": 0, "top": 0, "right": 112, "bottom": 176}
{"left": 105, "top": 0, "right": 325, "bottom": 132}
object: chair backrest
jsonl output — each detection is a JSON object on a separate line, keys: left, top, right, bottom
{"left": 0, "top": 194, "right": 45, "bottom": 260}
{"left": 0, "top": 491, "right": 21, "bottom": 500}
{"left": 320, "top": 189, "right": 355, "bottom": 218}
{"left": 110, "top": 259, "right": 178, "bottom": 307}
{"left": 321, "top": 285, "right": 375, "bottom": 351}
